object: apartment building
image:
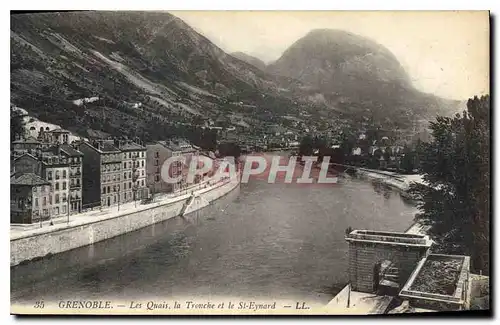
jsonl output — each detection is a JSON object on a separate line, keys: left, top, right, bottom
{"left": 118, "top": 141, "right": 148, "bottom": 203}
{"left": 78, "top": 140, "right": 122, "bottom": 208}
{"left": 60, "top": 144, "right": 84, "bottom": 214}
{"left": 39, "top": 150, "right": 71, "bottom": 217}
{"left": 146, "top": 139, "right": 198, "bottom": 194}
{"left": 10, "top": 173, "right": 52, "bottom": 224}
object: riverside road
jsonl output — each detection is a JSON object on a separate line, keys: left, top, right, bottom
{"left": 11, "top": 153, "right": 418, "bottom": 306}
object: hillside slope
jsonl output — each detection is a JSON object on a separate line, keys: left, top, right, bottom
{"left": 10, "top": 11, "right": 303, "bottom": 141}
{"left": 231, "top": 52, "right": 267, "bottom": 71}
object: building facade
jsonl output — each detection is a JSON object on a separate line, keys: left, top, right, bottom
{"left": 146, "top": 139, "right": 199, "bottom": 195}
{"left": 118, "top": 141, "right": 148, "bottom": 203}
{"left": 12, "top": 150, "right": 71, "bottom": 219}
{"left": 11, "top": 173, "right": 52, "bottom": 224}
{"left": 39, "top": 151, "right": 71, "bottom": 218}
{"left": 78, "top": 140, "right": 122, "bottom": 209}
{"left": 60, "top": 144, "right": 83, "bottom": 214}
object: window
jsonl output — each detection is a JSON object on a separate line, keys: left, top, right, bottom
{"left": 141, "top": 180, "right": 144, "bottom": 186}
{"left": 141, "top": 161, "right": 144, "bottom": 167}
{"left": 77, "top": 167, "right": 80, "bottom": 173}
{"left": 155, "top": 175, "right": 160, "bottom": 182}
{"left": 63, "top": 170, "right": 67, "bottom": 178}
{"left": 129, "top": 152, "right": 131, "bottom": 159}
{"left": 34, "top": 198, "right": 39, "bottom": 208}
{"left": 107, "top": 175, "right": 110, "bottom": 182}
{"left": 113, "top": 185, "right": 116, "bottom": 192}
{"left": 49, "top": 195, "right": 52, "bottom": 204}
{"left": 62, "top": 206, "right": 66, "bottom": 214}
{"left": 124, "top": 172, "right": 127, "bottom": 179}
{"left": 63, "top": 182, "right": 66, "bottom": 190}
{"left": 154, "top": 160, "right": 159, "bottom": 166}
{"left": 55, "top": 194, "right": 60, "bottom": 204}
{"left": 128, "top": 162, "right": 131, "bottom": 168}
{"left": 43, "top": 197, "right": 47, "bottom": 206}
{"left": 56, "top": 170, "right": 60, "bottom": 179}
{"left": 117, "top": 175, "right": 120, "bottom": 181}
{"left": 48, "top": 171, "right": 53, "bottom": 180}
{"left": 142, "top": 152, "right": 144, "bottom": 158}
{"left": 76, "top": 179, "right": 80, "bottom": 186}
{"left": 129, "top": 182, "right": 132, "bottom": 189}
{"left": 33, "top": 187, "right": 37, "bottom": 193}
{"left": 117, "top": 185, "right": 120, "bottom": 191}
{"left": 113, "top": 175, "right": 116, "bottom": 181}
{"left": 155, "top": 167, "right": 160, "bottom": 173}
{"left": 62, "top": 193, "right": 67, "bottom": 202}
{"left": 123, "top": 162, "right": 126, "bottom": 168}
{"left": 155, "top": 151, "right": 159, "bottom": 158}
{"left": 142, "top": 170, "right": 144, "bottom": 176}
{"left": 71, "top": 179, "right": 75, "bottom": 185}
{"left": 107, "top": 186, "right": 110, "bottom": 193}
{"left": 55, "top": 182, "right": 59, "bottom": 191}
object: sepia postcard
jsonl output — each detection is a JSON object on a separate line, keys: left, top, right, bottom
{"left": 10, "top": 10, "right": 490, "bottom": 316}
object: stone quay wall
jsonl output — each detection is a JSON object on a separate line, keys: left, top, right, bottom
{"left": 11, "top": 177, "right": 240, "bottom": 267}
{"left": 348, "top": 241, "right": 429, "bottom": 293}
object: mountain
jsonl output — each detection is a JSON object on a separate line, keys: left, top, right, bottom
{"left": 11, "top": 12, "right": 460, "bottom": 143}
{"left": 231, "top": 52, "right": 266, "bottom": 71}
{"left": 10, "top": 11, "right": 303, "bottom": 142}
{"left": 268, "top": 29, "right": 461, "bottom": 128}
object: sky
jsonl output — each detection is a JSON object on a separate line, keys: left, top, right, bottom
{"left": 172, "top": 11, "right": 489, "bottom": 101}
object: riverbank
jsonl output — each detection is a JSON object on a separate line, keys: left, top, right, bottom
{"left": 355, "top": 168, "right": 424, "bottom": 192}
{"left": 10, "top": 175, "right": 240, "bottom": 266}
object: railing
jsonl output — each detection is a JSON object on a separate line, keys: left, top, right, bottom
{"left": 70, "top": 183, "right": 81, "bottom": 189}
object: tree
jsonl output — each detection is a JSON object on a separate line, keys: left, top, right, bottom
{"left": 400, "top": 146, "right": 415, "bottom": 174}
{"left": 11, "top": 109, "right": 25, "bottom": 143}
{"left": 299, "top": 135, "right": 314, "bottom": 156}
{"left": 409, "top": 95, "right": 490, "bottom": 274}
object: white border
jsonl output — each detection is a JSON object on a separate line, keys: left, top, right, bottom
{"left": 2, "top": 1, "right": 497, "bottom": 324}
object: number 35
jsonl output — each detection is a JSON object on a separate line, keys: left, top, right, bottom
{"left": 34, "top": 301, "right": 45, "bottom": 309}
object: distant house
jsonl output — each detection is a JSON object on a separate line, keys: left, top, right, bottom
{"left": 11, "top": 137, "right": 42, "bottom": 159}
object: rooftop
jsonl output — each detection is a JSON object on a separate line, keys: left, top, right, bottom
{"left": 60, "top": 144, "right": 83, "bottom": 157}
{"left": 97, "top": 141, "right": 120, "bottom": 153}
{"left": 11, "top": 173, "right": 49, "bottom": 186}
{"left": 47, "top": 128, "right": 70, "bottom": 134}
{"left": 12, "top": 136, "right": 40, "bottom": 144}
{"left": 119, "top": 142, "right": 146, "bottom": 151}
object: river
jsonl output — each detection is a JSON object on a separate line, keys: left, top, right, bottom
{"left": 11, "top": 153, "right": 418, "bottom": 306}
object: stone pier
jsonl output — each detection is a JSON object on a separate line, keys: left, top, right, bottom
{"left": 346, "top": 230, "right": 433, "bottom": 293}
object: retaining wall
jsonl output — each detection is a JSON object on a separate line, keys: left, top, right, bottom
{"left": 11, "top": 178, "right": 240, "bottom": 267}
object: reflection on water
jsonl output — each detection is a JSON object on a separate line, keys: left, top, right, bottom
{"left": 11, "top": 156, "right": 417, "bottom": 305}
